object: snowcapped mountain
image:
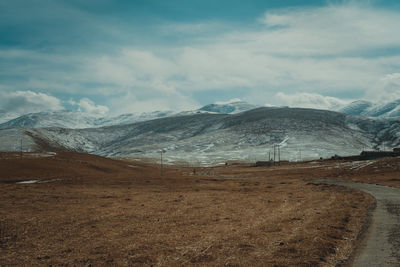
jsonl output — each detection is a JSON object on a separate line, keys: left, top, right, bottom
{"left": 0, "top": 110, "right": 176, "bottom": 129}
{"left": 100, "top": 111, "right": 176, "bottom": 127}
{"left": 0, "top": 111, "right": 99, "bottom": 129}
{"left": 339, "top": 99, "right": 400, "bottom": 117}
{"left": 2, "top": 107, "right": 400, "bottom": 165}
{"left": 338, "top": 100, "right": 374, "bottom": 115}
{"left": 367, "top": 99, "right": 400, "bottom": 117}
{"left": 0, "top": 100, "right": 257, "bottom": 129}
{"left": 2, "top": 98, "right": 400, "bottom": 130}
{"left": 0, "top": 109, "right": 19, "bottom": 124}
{"left": 199, "top": 101, "right": 259, "bottom": 114}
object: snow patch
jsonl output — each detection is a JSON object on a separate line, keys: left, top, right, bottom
{"left": 16, "top": 180, "right": 39, "bottom": 184}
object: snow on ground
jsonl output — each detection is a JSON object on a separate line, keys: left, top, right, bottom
{"left": 349, "top": 161, "right": 375, "bottom": 170}
{"left": 16, "top": 179, "right": 62, "bottom": 184}
{"left": 16, "top": 180, "right": 39, "bottom": 184}
{"left": 0, "top": 128, "right": 37, "bottom": 152}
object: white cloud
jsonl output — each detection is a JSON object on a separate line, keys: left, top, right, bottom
{"left": 108, "top": 91, "right": 199, "bottom": 114}
{"left": 2, "top": 3, "right": 400, "bottom": 112}
{"left": 83, "top": 3, "right": 400, "bottom": 109}
{"left": 366, "top": 73, "right": 400, "bottom": 102}
{"left": 215, "top": 98, "right": 242, "bottom": 105}
{"left": 275, "top": 92, "right": 348, "bottom": 110}
{"left": 76, "top": 98, "right": 109, "bottom": 116}
{"left": 0, "top": 91, "right": 111, "bottom": 118}
{"left": 259, "top": 4, "right": 400, "bottom": 56}
{"left": 0, "top": 90, "right": 63, "bottom": 115}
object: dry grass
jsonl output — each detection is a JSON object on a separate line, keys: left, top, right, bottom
{"left": 0, "top": 152, "right": 379, "bottom": 266}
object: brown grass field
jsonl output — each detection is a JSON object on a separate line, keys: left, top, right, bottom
{"left": 1, "top": 152, "right": 399, "bottom": 266}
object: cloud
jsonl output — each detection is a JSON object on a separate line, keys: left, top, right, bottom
{"left": 83, "top": 3, "right": 400, "bottom": 108}
{"left": 2, "top": 2, "right": 400, "bottom": 113}
{"left": 0, "top": 91, "right": 111, "bottom": 119}
{"left": 108, "top": 91, "right": 199, "bottom": 114}
{"left": 75, "top": 98, "right": 109, "bottom": 116}
{"left": 0, "top": 91, "right": 64, "bottom": 115}
{"left": 215, "top": 98, "right": 242, "bottom": 105}
{"left": 366, "top": 73, "right": 400, "bottom": 102}
{"left": 275, "top": 92, "right": 348, "bottom": 110}
{"left": 259, "top": 4, "right": 400, "bottom": 56}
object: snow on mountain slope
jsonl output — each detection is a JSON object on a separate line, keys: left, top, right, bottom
{"left": 338, "top": 100, "right": 374, "bottom": 115}
{"left": 4, "top": 107, "right": 400, "bottom": 165}
{"left": 99, "top": 111, "right": 175, "bottom": 127}
{"left": 0, "top": 100, "right": 257, "bottom": 129}
{"left": 367, "top": 99, "right": 400, "bottom": 117}
{"left": 199, "top": 100, "right": 259, "bottom": 114}
{"left": 339, "top": 99, "right": 400, "bottom": 118}
{"left": 0, "top": 110, "right": 176, "bottom": 129}
{"left": 0, "top": 110, "right": 19, "bottom": 124}
{"left": 0, "top": 128, "right": 37, "bottom": 152}
{"left": 0, "top": 111, "right": 99, "bottom": 129}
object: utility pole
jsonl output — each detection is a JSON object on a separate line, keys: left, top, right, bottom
{"left": 272, "top": 144, "right": 281, "bottom": 165}
{"left": 278, "top": 145, "right": 280, "bottom": 163}
{"left": 160, "top": 149, "right": 166, "bottom": 177}
{"left": 160, "top": 150, "right": 163, "bottom": 177}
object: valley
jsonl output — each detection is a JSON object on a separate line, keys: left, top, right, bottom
{"left": 1, "top": 102, "right": 400, "bottom": 265}
{"left": 1, "top": 151, "right": 388, "bottom": 266}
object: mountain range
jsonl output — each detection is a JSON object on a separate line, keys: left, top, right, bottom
{"left": 1, "top": 103, "right": 400, "bottom": 165}
{"left": 338, "top": 99, "right": 400, "bottom": 117}
{"left": 2, "top": 99, "right": 400, "bottom": 131}
{"left": 0, "top": 110, "right": 177, "bottom": 129}
{"left": 0, "top": 101, "right": 255, "bottom": 130}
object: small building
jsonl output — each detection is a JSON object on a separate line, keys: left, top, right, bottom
{"left": 225, "top": 160, "right": 247, "bottom": 166}
{"left": 255, "top": 161, "right": 273, "bottom": 167}
{"left": 360, "top": 149, "right": 400, "bottom": 160}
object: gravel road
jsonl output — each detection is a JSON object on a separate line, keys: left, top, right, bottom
{"left": 317, "top": 179, "right": 400, "bottom": 267}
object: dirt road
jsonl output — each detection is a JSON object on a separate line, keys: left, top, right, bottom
{"left": 317, "top": 179, "right": 400, "bottom": 266}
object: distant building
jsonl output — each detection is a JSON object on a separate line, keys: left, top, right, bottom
{"left": 255, "top": 161, "right": 273, "bottom": 167}
{"left": 331, "top": 148, "right": 400, "bottom": 161}
{"left": 225, "top": 160, "right": 247, "bottom": 166}
{"left": 360, "top": 148, "right": 400, "bottom": 160}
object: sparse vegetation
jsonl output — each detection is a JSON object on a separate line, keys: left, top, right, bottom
{"left": 0, "top": 220, "right": 18, "bottom": 248}
{"left": 4, "top": 152, "right": 398, "bottom": 265}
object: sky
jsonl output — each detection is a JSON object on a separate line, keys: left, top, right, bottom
{"left": 1, "top": 0, "right": 400, "bottom": 117}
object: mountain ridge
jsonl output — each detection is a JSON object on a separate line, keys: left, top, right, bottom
{"left": 1, "top": 106, "right": 399, "bottom": 165}
{"left": 0, "top": 101, "right": 260, "bottom": 130}
{"left": 2, "top": 98, "right": 400, "bottom": 130}
{"left": 338, "top": 99, "right": 400, "bottom": 117}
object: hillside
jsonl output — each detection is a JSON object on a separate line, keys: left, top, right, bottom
{"left": 0, "top": 101, "right": 258, "bottom": 130}
{"left": 0, "top": 110, "right": 175, "bottom": 129}
{"left": 1, "top": 107, "right": 399, "bottom": 165}
{"left": 339, "top": 99, "right": 400, "bottom": 117}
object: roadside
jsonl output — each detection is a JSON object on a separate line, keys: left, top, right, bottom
{"left": 316, "top": 179, "right": 400, "bottom": 267}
